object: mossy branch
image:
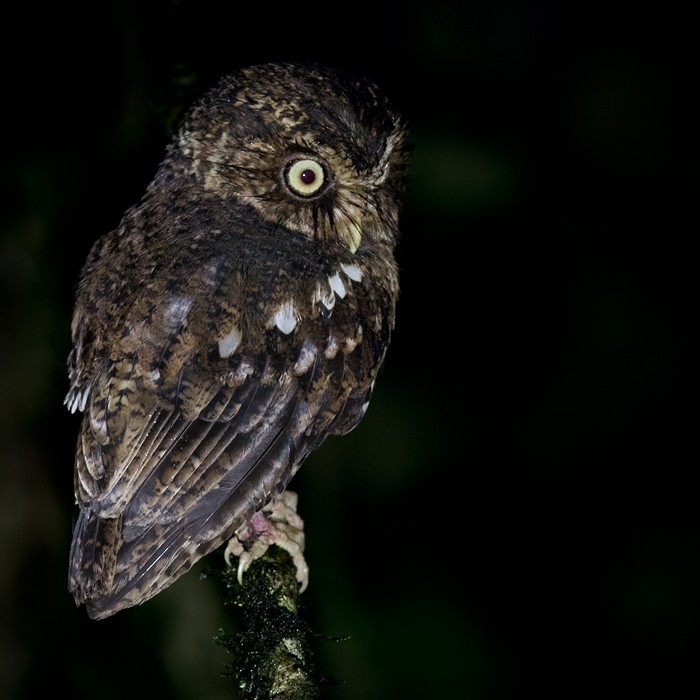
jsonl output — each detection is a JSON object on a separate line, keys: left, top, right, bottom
{"left": 213, "top": 546, "right": 321, "bottom": 700}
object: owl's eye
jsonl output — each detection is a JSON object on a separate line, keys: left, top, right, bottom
{"left": 284, "top": 158, "right": 327, "bottom": 198}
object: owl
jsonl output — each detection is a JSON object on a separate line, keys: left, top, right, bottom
{"left": 65, "top": 62, "right": 410, "bottom": 619}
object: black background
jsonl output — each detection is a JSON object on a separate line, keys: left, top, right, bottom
{"left": 1, "top": 2, "right": 695, "bottom": 698}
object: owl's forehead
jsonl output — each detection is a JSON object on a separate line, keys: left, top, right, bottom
{"left": 233, "top": 87, "right": 309, "bottom": 131}
{"left": 204, "top": 63, "right": 397, "bottom": 140}
{"left": 235, "top": 63, "right": 377, "bottom": 110}
{"left": 180, "top": 63, "right": 407, "bottom": 177}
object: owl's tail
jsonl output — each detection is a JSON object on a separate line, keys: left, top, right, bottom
{"left": 68, "top": 509, "right": 122, "bottom": 607}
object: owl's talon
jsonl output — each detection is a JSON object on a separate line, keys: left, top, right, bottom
{"left": 224, "top": 490, "right": 309, "bottom": 591}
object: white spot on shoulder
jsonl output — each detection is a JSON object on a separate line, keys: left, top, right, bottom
{"left": 312, "top": 265, "right": 363, "bottom": 316}
{"left": 164, "top": 296, "right": 193, "bottom": 331}
{"left": 219, "top": 360, "right": 255, "bottom": 388}
{"left": 203, "top": 259, "right": 221, "bottom": 287}
{"left": 324, "top": 334, "right": 339, "bottom": 359}
{"left": 218, "top": 326, "right": 243, "bottom": 358}
{"left": 293, "top": 339, "right": 318, "bottom": 375}
{"left": 78, "top": 388, "right": 90, "bottom": 412}
{"left": 65, "top": 385, "right": 91, "bottom": 414}
{"left": 344, "top": 325, "right": 363, "bottom": 353}
{"left": 267, "top": 300, "right": 299, "bottom": 334}
{"left": 328, "top": 272, "right": 346, "bottom": 298}
{"left": 340, "top": 263, "right": 363, "bottom": 282}
{"left": 313, "top": 281, "right": 335, "bottom": 311}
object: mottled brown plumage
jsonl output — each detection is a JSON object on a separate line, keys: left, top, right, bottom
{"left": 65, "top": 62, "right": 409, "bottom": 619}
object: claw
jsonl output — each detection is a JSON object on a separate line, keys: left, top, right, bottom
{"left": 224, "top": 490, "right": 309, "bottom": 591}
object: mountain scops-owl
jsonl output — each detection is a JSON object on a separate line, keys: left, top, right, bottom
{"left": 64, "top": 62, "right": 410, "bottom": 619}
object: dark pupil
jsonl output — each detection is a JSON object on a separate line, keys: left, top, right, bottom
{"left": 300, "top": 168, "right": 316, "bottom": 185}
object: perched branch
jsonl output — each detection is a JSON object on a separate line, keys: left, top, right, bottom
{"left": 214, "top": 546, "right": 320, "bottom": 700}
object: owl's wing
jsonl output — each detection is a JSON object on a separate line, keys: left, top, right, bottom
{"left": 67, "top": 325, "right": 368, "bottom": 619}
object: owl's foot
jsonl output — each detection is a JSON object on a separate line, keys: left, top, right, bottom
{"left": 224, "top": 490, "right": 309, "bottom": 591}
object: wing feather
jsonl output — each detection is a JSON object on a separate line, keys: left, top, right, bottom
{"left": 100, "top": 358, "right": 336, "bottom": 616}
{"left": 68, "top": 331, "right": 357, "bottom": 618}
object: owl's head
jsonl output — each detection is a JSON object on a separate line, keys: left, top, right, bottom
{"left": 163, "top": 62, "right": 410, "bottom": 254}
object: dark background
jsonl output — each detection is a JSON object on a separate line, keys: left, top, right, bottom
{"left": 1, "top": 1, "right": 695, "bottom": 698}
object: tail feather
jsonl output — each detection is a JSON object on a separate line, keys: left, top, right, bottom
{"left": 68, "top": 509, "right": 122, "bottom": 605}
